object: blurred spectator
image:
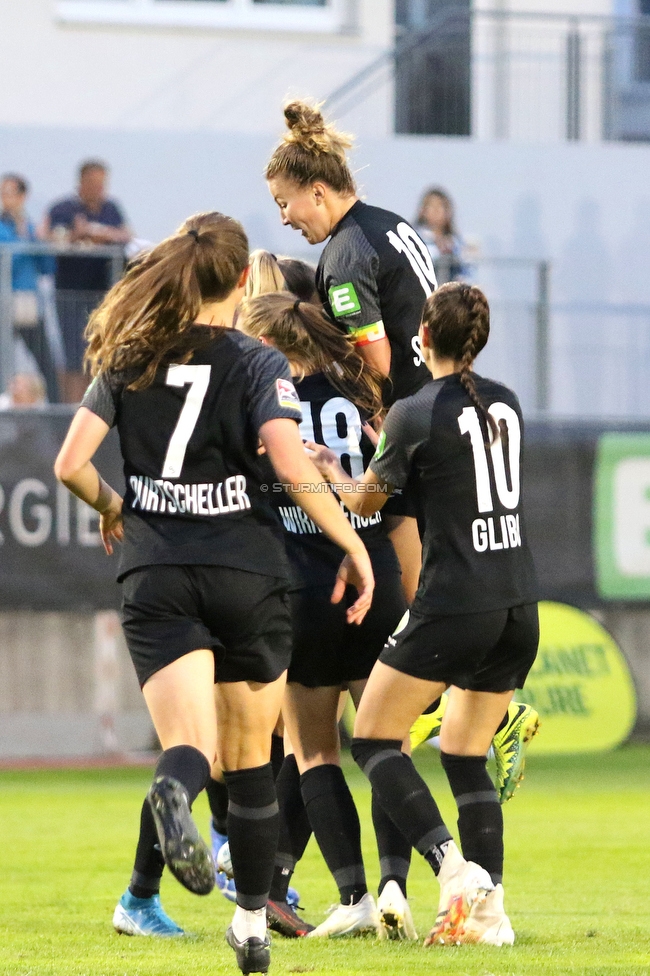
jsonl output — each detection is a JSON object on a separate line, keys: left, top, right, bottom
{"left": 0, "top": 173, "right": 60, "bottom": 402}
{"left": 415, "top": 186, "right": 466, "bottom": 282}
{"left": 0, "top": 372, "right": 46, "bottom": 410}
{"left": 40, "top": 160, "right": 130, "bottom": 402}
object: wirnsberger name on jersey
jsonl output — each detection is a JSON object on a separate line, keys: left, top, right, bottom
{"left": 130, "top": 475, "right": 251, "bottom": 516}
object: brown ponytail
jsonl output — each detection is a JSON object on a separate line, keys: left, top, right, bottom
{"left": 238, "top": 292, "right": 382, "bottom": 422}
{"left": 265, "top": 100, "right": 356, "bottom": 195}
{"left": 422, "top": 282, "right": 498, "bottom": 444}
{"left": 84, "top": 212, "right": 249, "bottom": 389}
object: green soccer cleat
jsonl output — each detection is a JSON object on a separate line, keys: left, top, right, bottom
{"left": 410, "top": 695, "right": 447, "bottom": 751}
{"left": 492, "top": 702, "right": 540, "bottom": 803}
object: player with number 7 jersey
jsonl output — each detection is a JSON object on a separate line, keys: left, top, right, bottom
{"left": 54, "top": 212, "right": 374, "bottom": 976}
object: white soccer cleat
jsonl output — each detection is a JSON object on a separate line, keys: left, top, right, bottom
{"left": 424, "top": 841, "right": 495, "bottom": 946}
{"left": 307, "top": 892, "right": 381, "bottom": 939}
{"left": 457, "top": 883, "right": 515, "bottom": 945}
{"left": 376, "top": 880, "right": 418, "bottom": 941}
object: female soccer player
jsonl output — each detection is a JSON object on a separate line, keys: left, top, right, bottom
{"left": 238, "top": 293, "right": 415, "bottom": 939}
{"left": 308, "top": 282, "right": 539, "bottom": 947}
{"left": 54, "top": 212, "right": 374, "bottom": 975}
{"left": 265, "top": 100, "right": 436, "bottom": 604}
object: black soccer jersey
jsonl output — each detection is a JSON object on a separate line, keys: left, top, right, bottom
{"left": 370, "top": 373, "right": 538, "bottom": 615}
{"left": 81, "top": 326, "right": 303, "bottom": 582}
{"left": 316, "top": 201, "right": 436, "bottom": 404}
{"left": 265, "top": 371, "right": 390, "bottom": 588}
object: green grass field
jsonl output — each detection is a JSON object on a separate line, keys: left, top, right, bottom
{"left": 1, "top": 745, "right": 649, "bottom": 976}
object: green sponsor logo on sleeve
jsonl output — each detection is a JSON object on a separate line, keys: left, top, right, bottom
{"left": 373, "top": 430, "right": 387, "bottom": 460}
{"left": 595, "top": 433, "right": 650, "bottom": 599}
{"left": 328, "top": 282, "right": 361, "bottom": 318}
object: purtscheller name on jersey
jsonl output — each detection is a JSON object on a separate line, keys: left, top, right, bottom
{"left": 130, "top": 474, "right": 251, "bottom": 516}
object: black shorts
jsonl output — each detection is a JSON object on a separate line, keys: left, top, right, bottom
{"left": 288, "top": 545, "right": 406, "bottom": 688}
{"left": 121, "top": 565, "right": 292, "bottom": 687}
{"left": 379, "top": 603, "right": 539, "bottom": 692}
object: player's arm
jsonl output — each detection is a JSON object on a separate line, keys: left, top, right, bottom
{"left": 260, "top": 418, "right": 374, "bottom": 624}
{"left": 304, "top": 443, "right": 391, "bottom": 518}
{"left": 54, "top": 383, "right": 123, "bottom": 555}
{"left": 325, "top": 243, "right": 391, "bottom": 378}
{"left": 308, "top": 397, "right": 423, "bottom": 520}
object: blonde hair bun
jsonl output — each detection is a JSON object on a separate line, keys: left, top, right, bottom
{"left": 282, "top": 100, "right": 353, "bottom": 158}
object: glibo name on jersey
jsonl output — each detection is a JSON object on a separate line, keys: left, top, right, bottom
{"left": 130, "top": 475, "right": 251, "bottom": 516}
{"left": 472, "top": 514, "right": 522, "bottom": 553}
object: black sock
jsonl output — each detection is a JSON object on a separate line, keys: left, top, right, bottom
{"left": 206, "top": 777, "right": 229, "bottom": 836}
{"left": 271, "top": 734, "right": 285, "bottom": 781}
{"left": 351, "top": 738, "right": 452, "bottom": 876}
{"left": 495, "top": 710, "right": 508, "bottom": 734}
{"left": 130, "top": 798, "right": 165, "bottom": 898}
{"left": 441, "top": 752, "right": 504, "bottom": 885}
{"left": 301, "top": 764, "right": 367, "bottom": 905}
{"left": 224, "top": 763, "right": 279, "bottom": 911}
{"left": 372, "top": 790, "right": 411, "bottom": 897}
{"left": 270, "top": 754, "right": 312, "bottom": 902}
{"left": 130, "top": 745, "right": 210, "bottom": 898}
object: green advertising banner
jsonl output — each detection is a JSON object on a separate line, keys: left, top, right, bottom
{"left": 595, "top": 433, "right": 650, "bottom": 599}
{"left": 521, "top": 602, "right": 637, "bottom": 754}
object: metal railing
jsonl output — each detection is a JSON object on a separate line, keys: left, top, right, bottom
{"left": 0, "top": 243, "right": 124, "bottom": 399}
{"left": 325, "top": 8, "right": 650, "bottom": 142}
{"left": 435, "top": 255, "right": 650, "bottom": 419}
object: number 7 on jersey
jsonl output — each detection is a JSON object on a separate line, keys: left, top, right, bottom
{"left": 161, "top": 364, "right": 211, "bottom": 479}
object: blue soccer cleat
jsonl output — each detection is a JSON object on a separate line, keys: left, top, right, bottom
{"left": 287, "top": 886, "right": 301, "bottom": 909}
{"left": 211, "top": 827, "right": 237, "bottom": 903}
{"left": 112, "top": 889, "right": 184, "bottom": 937}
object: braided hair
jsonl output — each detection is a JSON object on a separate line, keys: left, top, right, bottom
{"left": 422, "top": 282, "right": 498, "bottom": 444}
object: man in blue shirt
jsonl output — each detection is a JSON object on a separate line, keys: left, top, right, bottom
{"left": 41, "top": 160, "right": 130, "bottom": 401}
{"left": 0, "top": 173, "right": 59, "bottom": 402}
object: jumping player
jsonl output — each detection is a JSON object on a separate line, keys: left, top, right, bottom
{"left": 238, "top": 293, "right": 415, "bottom": 939}
{"left": 54, "top": 212, "right": 374, "bottom": 975}
{"left": 308, "top": 282, "right": 539, "bottom": 947}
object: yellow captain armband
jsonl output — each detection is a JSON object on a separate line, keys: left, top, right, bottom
{"left": 347, "top": 321, "right": 386, "bottom": 346}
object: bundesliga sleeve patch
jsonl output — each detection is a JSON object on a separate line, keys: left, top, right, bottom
{"left": 328, "top": 282, "right": 361, "bottom": 318}
{"left": 276, "top": 378, "right": 301, "bottom": 411}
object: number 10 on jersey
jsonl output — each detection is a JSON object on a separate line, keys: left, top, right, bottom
{"left": 459, "top": 403, "right": 522, "bottom": 553}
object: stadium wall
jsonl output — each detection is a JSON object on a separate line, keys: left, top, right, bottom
{"left": 1, "top": 126, "right": 648, "bottom": 304}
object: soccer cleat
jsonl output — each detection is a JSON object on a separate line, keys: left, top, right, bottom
{"left": 147, "top": 776, "right": 214, "bottom": 896}
{"left": 457, "top": 883, "right": 515, "bottom": 945}
{"left": 493, "top": 702, "right": 540, "bottom": 803}
{"left": 267, "top": 899, "right": 314, "bottom": 938}
{"left": 424, "top": 841, "right": 494, "bottom": 946}
{"left": 307, "top": 892, "right": 381, "bottom": 938}
{"left": 376, "top": 880, "right": 418, "bottom": 941}
{"left": 216, "top": 840, "right": 301, "bottom": 908}
{"left": 112, "top": 889, "right": 184, "bottom": 937}
{"left": 226, "top": 926, "right": 271, "bottom": 974}
{"left": 410, "top": 696, "right": 447, "bottom": 751}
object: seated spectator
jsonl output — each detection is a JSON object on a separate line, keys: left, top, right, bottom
{"left": 40, "top": 159, "right": 130, "bottom": 402}
{"left": 0, "top": 173, "right": 60, "bottom": 403}
{"left": 415, "top": 186, "right": 466, "bottom": 282}
{"left": 0, "top": 372, "right": 47, "bottom": 410}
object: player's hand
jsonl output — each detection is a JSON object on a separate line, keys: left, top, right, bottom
{"left": 361, "top": 422, "right": 380, "bottom": 448}
{"left": 304, "top": 440, "right": 339, "bottom": 480}
{"left": 100, "top": 497, "right": 124, "bottom": 555}
{"left": 332, "top": 549, "right": 375, "bottom": 625}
